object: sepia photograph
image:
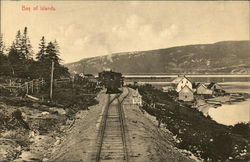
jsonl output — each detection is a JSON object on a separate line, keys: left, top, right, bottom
{"left": 0, "top": 1, "right": 249, "bottom": 161}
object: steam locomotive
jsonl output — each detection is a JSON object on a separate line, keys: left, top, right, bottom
{"left": 98, "top": 70, "right": 123, "bottom": 94}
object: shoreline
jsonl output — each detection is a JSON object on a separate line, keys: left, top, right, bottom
{"left": 197, "top": 97, "right": 250, "bottom": 125}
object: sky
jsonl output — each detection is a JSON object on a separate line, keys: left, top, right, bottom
{"left": 1, "top": 1, "right": 249, "bottom": 63}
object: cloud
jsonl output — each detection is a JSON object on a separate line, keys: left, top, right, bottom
{"left": 109, "top": 14, "right": 180, "bottom": 51}
{"left": 2, "top": 1, "right": 249, "bottom": 63}
{"left": 126, "top": 14, "right": 141, "bottom": 29}
{"left": 58, "top": 14, "right": 180, "bottom": 63}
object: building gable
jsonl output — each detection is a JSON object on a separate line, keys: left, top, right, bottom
{"left": 207, "top": 82, "right": 223, "bottom": 90}
{"left": 179, "top": 85, "right": 193, "bottom": 93}
{"left": 197, "top": 83, "right": 206, "bottom": 90}
{"left": 179, "top": 85, "right": 194, "bottom": 101}
{"left": 176, "top": 77, "right": 193, "bottom": 92}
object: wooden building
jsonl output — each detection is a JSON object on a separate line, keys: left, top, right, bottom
{"left": 207, "top": 82, "right": 225, "bottom": 96}
{"left": 194, "top": 83, "right": 213, "bottom": 95}
{"left": 172, "top": 75, "right": 193, "bottom": 92}
{"left": 207, "top": 82, "right": 223, "bottom": 91}
{"left": 178, "top": 85, "right": 194, "bottom": 101}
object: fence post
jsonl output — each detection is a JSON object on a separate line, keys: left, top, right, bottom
{"left": 50, "top": 61, "right": 54, "bottom": 100}
{"left": 54, "top": 79, "right": 57, "bottom": 88}
{"left": 26, "top": 82, "right": 29, "bottom": 94}
{"left": 36, "top": 80, "right": 39, "bottom": 93}
{"left": 31, "top": 81, "right": 34, "bottom": 94}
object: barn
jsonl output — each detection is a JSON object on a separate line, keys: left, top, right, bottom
{"left": 179, "top": 85, "right": 194, "bottom": 101}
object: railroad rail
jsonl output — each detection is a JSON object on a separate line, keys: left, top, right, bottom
{"left": 95, "top": 89, "right": 129, "bottom": 162}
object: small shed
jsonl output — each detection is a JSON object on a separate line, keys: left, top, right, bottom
{"left": 179, "top": 85, "right": 194, "bottom": 101}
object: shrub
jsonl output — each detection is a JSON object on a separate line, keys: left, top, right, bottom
{"left": 232, "top": 122, "right": 250, "bottom": 139}
{"left": 202, "top": 133, "right": 233, "bottom": 161}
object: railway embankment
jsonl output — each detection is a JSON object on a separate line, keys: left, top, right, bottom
{"left": 122, "top": 88, "right": 196, "bottom": 162}
{"left": 48, "top": 91, "right": 108, "bottom": 161}
{"left": 0, "top": 83, "right": 100, "bottom": 161}
{"left": 48, "top": 88, "right": 196, "bottom": 162}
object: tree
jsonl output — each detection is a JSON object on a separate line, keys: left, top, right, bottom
{"left": 36, "top": 41, "right": 69, "bottom": 81}
{"left": 21, "top": 27, "right": 33, "bottom": 60}
{"left": 45, "top": 41, "right": 61, "bottom": 65}
{"left": 0, "top": 34, "right": 5, "bottom": 55}
{"left": 0, "top": 34, "right": 11, "bottom": 76}
{"left": 8, "top": 28, "right": 33, "bottom": 78}
{"left": 8, "top": 42, "right": 22, "bottom": 76}
{"left": 53, "top": 40, "right": 60, "bottom": 57}
{"left": 7, "top": 30, "right": 27, "bottom": 77}
{"left": 36, "top": 36, "right": 46, "bottom": 61}
{"left": 14, "top": 30, "right": 22, "bottom": 54}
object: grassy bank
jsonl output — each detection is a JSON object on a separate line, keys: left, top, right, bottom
{"left": 0, "top": 81, "right": 100, "bottom": 161}
{"left": 133, "top": 84, "right": 249, "bottom": 162}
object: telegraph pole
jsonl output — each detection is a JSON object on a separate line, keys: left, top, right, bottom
{"left": 50, "top": 61, "right": 54, "bottom": 100}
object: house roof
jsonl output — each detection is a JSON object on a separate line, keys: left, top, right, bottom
{"left": 179, "top": 85, "right": 194, "bottom": 93}
{"left": 172, "top": 77, "right": 183, "bottom": 84}
{"left": 193, "top": 82, "right": 208, "bottom": 89}
{"left": 207, "top": 82, "right": 217, "bottom": 89}
{"left": 172, "top": 75, "right": 193, "bottom": 84}
{"left": 192, "top": 82, "right": 200, "bottom": 89}
{"left": 133, "top": 89, "right": 141, "bottom": 97}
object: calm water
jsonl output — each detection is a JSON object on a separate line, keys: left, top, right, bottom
{"left": 151, "top": 82, "right": 250, "bottom": 126}
{"left": 209, "top": 99, "right": 250, "bottom": 126}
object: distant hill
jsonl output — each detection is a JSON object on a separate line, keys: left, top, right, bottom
{"left": 66, "top": 41, "right": 250, "bottom": 75}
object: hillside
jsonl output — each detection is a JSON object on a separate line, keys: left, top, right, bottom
{"left": 66, "top": 41, "right": 250, "bottom": 75}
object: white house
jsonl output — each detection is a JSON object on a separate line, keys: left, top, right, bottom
{"left": 132, "top": 89, "right": 142, "bottom": 106}
{"left": 172, "top": 75, "right": 193, "bottom": 92}
{"left": 179, "top": 85, "right": 194, "bottom": 101}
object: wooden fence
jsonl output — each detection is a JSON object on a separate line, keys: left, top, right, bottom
{"left": 2, "top": 79, "right": 46, "bottom": 95}
{"left": 54, "top": 78, "right": 71, "bottom": 87}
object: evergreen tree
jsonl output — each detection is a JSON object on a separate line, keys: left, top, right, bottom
{"left": 36, "top": 36, "right": 46, "bottom": 61}
{"left": 0, "top": 34, "right": 10, "bottom": 75}
{"left": 8, "top": 28, "right": 33, "bottom": 78}
{"left": 8, "top": 42, "right": 22, "bottom": 76}
{"left": 41, "top": 41, "right": 69, "bottom": 80}
{"left": 21, "top": 27, "right": 33, "bottom": 60}
{"left": 53, "top": 40, "right": 60, "bottom": 56}
{"left": 2, "top": 28, "right": 69, "bottom": 79}
{"left": 45, "top": 41, "right": 61, "bottom": 65}
{"left": 0, "top": 34, "right": 5, "bottom": 55}
{"left": 14, "top": 30, "right": 23, "bottom": 59}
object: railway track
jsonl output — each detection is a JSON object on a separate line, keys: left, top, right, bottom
{"left": 95, "top": 89, "right": 129, "bottom": 162}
